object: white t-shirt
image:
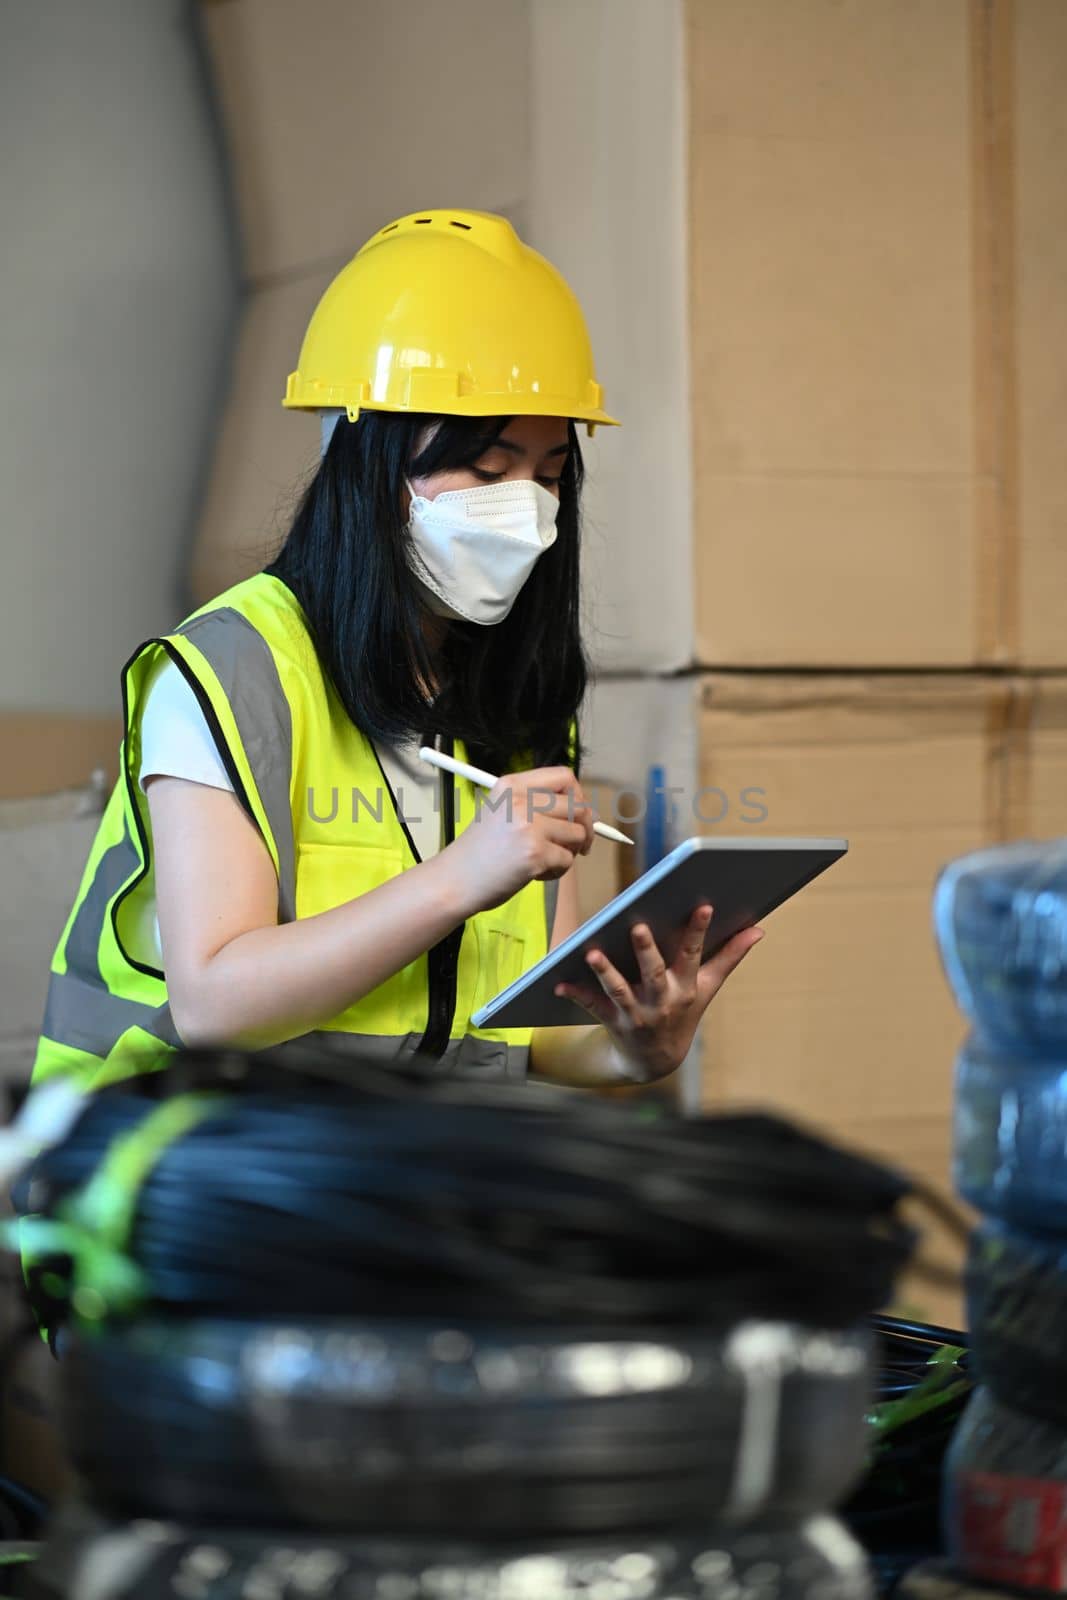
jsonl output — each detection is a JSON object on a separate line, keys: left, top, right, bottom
{"left": 133, "top": 655, "right": 442, "bottom": 968}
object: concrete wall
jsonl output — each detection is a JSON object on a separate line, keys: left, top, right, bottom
{"left": 0, "top": 0, "right": 239, "bottom": 726}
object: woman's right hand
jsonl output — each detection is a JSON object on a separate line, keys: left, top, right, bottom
{"left": 443, "top": 766, "right": 595, "bottom": 914}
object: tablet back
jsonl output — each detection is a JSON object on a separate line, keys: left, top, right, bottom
{"left": 472, "top": 835, "right": 847, "bottom": 1030}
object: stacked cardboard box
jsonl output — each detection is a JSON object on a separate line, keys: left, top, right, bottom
{"left": 685, "top": 0, "right": 1067, "bottom": 673}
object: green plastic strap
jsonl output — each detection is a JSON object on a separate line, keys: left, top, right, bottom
{"left": 15, "top": 1092, "right": 227, "bottom": 1325}
{"left": 866, "top": 1341, "right": 970, "bottom": 1444}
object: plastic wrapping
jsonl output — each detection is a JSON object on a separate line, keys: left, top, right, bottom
{"left": 59, "top": 1317, "right": 872, "bottom": 1536}
{"left": 944, "top": 1386, "right": 1067, "bottom": 1592}
{"left": 933, "top": 839, "right": 1067, "bottom": 1052}
{"left": 966, "top": 1223, "right": 1067, "bottom": 1427}
{"left": 20, "top": 1501, "right": 874, "bottom": 1600}
{"left": 953, "top": 1036, "right": 1067, "bottom": 1227}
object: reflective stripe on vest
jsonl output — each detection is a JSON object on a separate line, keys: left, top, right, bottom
{"left": 169, "top": 610, "right": 297, "bottom": 923}
{"left": 32, "top": 573, "right": 556, "bottom": 1091}
{"left": 285, "top": 1030, "right": 528, "bottom": 1079}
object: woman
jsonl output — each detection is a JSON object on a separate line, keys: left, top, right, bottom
{"left": 32, "top": 208, "right": 762, "bottom": 1093}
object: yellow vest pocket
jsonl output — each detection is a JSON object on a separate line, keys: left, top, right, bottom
{"left": 294, "top": 841, "right": 423, "bottom": 1032}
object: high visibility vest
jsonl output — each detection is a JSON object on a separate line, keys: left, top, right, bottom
{"left": 32, "top": 572, "right": 560, "bottom": 1091}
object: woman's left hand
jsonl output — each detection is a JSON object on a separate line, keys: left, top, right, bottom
{"left": 553, "top": 904, "right": 764, "bottom": 1083}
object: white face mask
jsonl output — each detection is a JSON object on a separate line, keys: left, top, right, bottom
{"left": 405, "top": 478, "right": 560, "bottom": 625}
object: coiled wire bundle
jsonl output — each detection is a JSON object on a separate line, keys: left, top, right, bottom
{"left": 56, "top": 1316, "right": 874, "bottom": 1535}
{"left": 15, "top": 1046, "right": 923, "bottom": 1339}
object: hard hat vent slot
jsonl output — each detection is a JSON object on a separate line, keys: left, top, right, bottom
{"left": 381, "top": 223, "right": 399, "bottom": 234}
{"left": 414, "top": 217, "right": 432, "bottom": 224}
{"left": 450, "top": 220, "right": 472, "bottom": 230}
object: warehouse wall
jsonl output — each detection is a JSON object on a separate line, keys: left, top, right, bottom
{"left": 0, "top": 1, "right": 239, "bottom": 733}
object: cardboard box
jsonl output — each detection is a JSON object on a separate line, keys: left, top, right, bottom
{"left": 1005, "top": 674, "right": 1067, "bottom": 839}
{"left": 1016, "top": 3, "right": 1067, "bottom": 667}
{"left": 686, "top": 0, "right": 1067, "bottom": 670}
{"left": 684, "top": 669, "right": 1066, "bottom": 1325}
{"left": 0, "top": 714, "right": 121, "bottom": 802}
{"left": 687, "top": 0, "right": 977, "bottom": 669}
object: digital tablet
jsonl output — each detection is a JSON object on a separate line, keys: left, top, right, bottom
{"left": 471, "top": 835, "right": 848, "bottom": 1029}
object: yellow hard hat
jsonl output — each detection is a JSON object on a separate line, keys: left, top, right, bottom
{"left": 283, "top": 209, "right": 619, "bottom": 434}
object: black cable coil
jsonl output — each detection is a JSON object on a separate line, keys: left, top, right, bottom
{"left": 843, "top": 1317, "right": 972, "bottom": 1591}
{"left": 16, "top": 1501, "right": 874, "bottom": 1600}
{"left": 966, "top": 1221, "right": 1067, "bottom": 1428}
{"left": 56, "top": 1316, "right": 873, "bottom": 1535}
{"left": 14, "top": 1044, "right": 922, "bottom": 1341}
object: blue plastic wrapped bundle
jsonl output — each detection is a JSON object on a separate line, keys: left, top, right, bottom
{"left": 953, "top": 1036, "right": 1067, "bottom": 1227}
{"left": 934, "top": 840, "right": 1067, "bottom": 1054}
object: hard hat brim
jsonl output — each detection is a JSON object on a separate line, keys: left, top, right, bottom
{"left": 283, "top": 393, "right": 620, "bottom": 433}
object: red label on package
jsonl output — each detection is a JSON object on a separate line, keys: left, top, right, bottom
{"left": 957, "top": 1471, "right": 1067, "bottom": 1591}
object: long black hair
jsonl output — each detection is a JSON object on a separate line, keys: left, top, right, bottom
{"left": 264, "top": 411, "right": 588, "bottom": 777}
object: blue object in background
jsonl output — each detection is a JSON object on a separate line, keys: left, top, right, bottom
{"left": 939, "top": 835, "right": 1067, "bottom": 1539}
{"left": 642, "top": 764, "right": 673, "bottom": 875}
{"left": 953, "top": 1034, "right": 1067, "bottom": 1229}
{"left": 933, "top": 839, "right": 1067, "bottom": 1053}
{"left": 936, "top": 841, "right": 1067, "bottom": 1225}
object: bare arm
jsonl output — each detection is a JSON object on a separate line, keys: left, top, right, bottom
{"left": 148, "top": 776, "right": 473, "bottom": 1051}
{"left": 147, "top": 762, "right": 595, "bottom": 1053}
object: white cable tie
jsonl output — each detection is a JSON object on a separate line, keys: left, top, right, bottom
{"left": 0, "top": 1077, "right": 90, "bottom": 1192}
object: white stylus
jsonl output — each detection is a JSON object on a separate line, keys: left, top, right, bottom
{"left": 417, "top": 746, "right": 634, "bottom": 846}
